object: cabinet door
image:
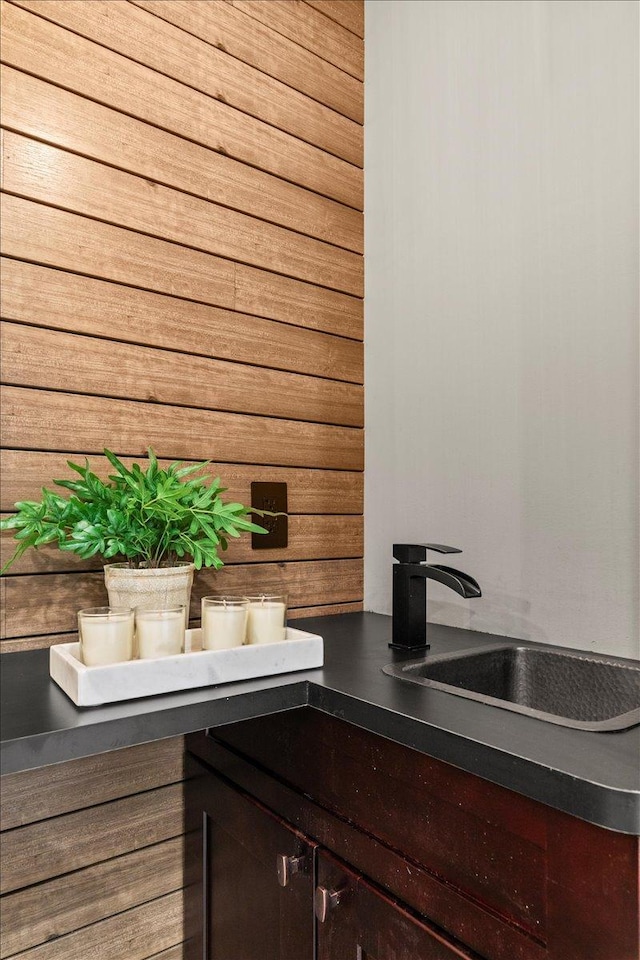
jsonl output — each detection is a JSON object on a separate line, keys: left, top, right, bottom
{"left": 195, "top": 765, "right": 316, "bottom": 960}
{"left": 316, "top": 851, "right": 478, "bottom": 960}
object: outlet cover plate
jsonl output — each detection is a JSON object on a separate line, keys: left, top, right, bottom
{"left": 251, "top": 481, "right": 288, "bottom": 549}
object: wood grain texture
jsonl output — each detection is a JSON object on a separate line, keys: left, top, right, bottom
{"left": 546, "top": 807, "right": 640, "bottom": 960}
{"left": 214, "top": 712, "right": 547, "bottom": 939}
{"left": 0, "top": 322, "right": 364, "bottom": 427}
{"left": 235, "top": 260, "right": 362, "bottom": 338}
{"left": 203, "top": 720, "right": 640, "bottom": 960}
{"left": 1, "top": 1, "right": 362, "bottom": 208}
{"left": 288, "top": 600, "right": 363, "bottom": 619}
{"left": 2, "top": 132, "right": 363, "bottom": 295}
{"left": 1, "top": 195, "right": 236, "bottom": 311}
{"left": 11, "top": 0, "right": 363, "bottom": 166}
{"left": 0, "top": 632, "right": 76, "bottom": 653}
{"left": 1, "top": 66, "right": 363, "bottom": 253}
{"left": 8, "top": 890, "right": 184, "bottom": 960}
{"left": 0, "top": 3, "right": 362, "bottom": 956}
{"left": 0, "top": 387, "right": 363, "bottom": 470}
{"left": 0, "top": 196, "right": 362, "bottom": 337}
{"left": 305, "top": 0, "right": 364, "bottom": 37}
{"left": 0, "top": 259, "right": 363, "bottom": 383}
{"left": 0, "top": 783, "right": 185, "bottom": 893}
{"left": 208, "top": 554, "right": 361, "bottom": 610}
{"left": 1, "top": 560, "right": 364, "bottom": 638}
{"left": 132, "top": 0, "right": 363, "bottom": 122}
{"left": 197, "top": 767, "right": 317, "bottom": 960}
{"left": 208, "top": 710, "right": 548, "bottom": 960}
{"left": 0, "top": 451, "right": 364, "bottom": 515}
{"left": 1, "top": 836, "right": 188, "bottom": 957}
{"left": 1, "top": 514, "right": 364, "bottom": 574}
{"left": 0, "top": 737, "right": 186, "bottom": 830}
{"left": 230, "top": 0, "right": 364, "bottom": 81}
{"left": 144, "top": 948, "right": 185, "bottom": 960}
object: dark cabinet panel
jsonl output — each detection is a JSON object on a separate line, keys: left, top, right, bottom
{"left": 188, "top": 760, "right": 316, "bottom": 960}
{"left": 209, "top": 709, "right": 547, "bottom": 939}
{"left": 315, "top": 851, "right": 359, "bottom": 960}
{"left": 187, "top": 711, "right": 640, "bottom": 960}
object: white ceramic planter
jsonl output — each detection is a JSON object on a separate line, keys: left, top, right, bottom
{"left": 104, "top": 562, "right": 195, "bottom": 626}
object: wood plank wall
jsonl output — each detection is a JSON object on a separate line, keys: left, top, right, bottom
{"left": 0, "top": 3, "right": 362, "bottom": 956}
{"left": 0, "top": 0, "right": 365, "bottom": 649}
{"left": 0, "top": 737, "right": 191, "bottom": 959}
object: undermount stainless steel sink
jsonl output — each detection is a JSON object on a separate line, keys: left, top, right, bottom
{"left": 383, "top": 644, "right": 640, "bottom": 731}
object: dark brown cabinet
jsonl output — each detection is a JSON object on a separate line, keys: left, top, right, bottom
{"left": 187, "top": 708, "right": 639, "bottom": 960}
{"left": 187, "top": 763, "right": 476, "bottom": 960}
{"left": 187, "top": 766, "right": 316, "bottom": 960}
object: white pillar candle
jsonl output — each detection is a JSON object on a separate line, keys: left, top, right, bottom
{"left": 78, "top": 608, "right": 134, "bottom": 666}
{"left": 202, "top": 598, "right": 249, "bottom": 650}
{"left": 136, "top": 608, "right": 185, "bottom": 659}
{"left": 246, "top": 598, "right": 286, "bottom": 645}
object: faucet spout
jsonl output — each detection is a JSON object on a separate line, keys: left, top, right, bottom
{"left": 423, "top": 564, "right": 481, "bottom": 599}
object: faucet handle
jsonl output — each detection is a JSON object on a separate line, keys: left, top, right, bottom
{"left": 393, "top": 543, "right": 462, "bottom": 563}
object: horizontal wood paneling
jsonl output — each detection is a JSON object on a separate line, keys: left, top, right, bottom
{"left": 132, "top": 0, "right": 363, "bottom": 123}
{"left": 1, "top": 196, "right": 363, "bottom": 338}
{"left": 1, "top": 1, "right": 362, "bottom": 208}
{"left": 1, "top": 837, "right": 187, "bottom": 957}
{"left": 0, "top": 451, "right": 364, "bottom": 515}
{"left": 235, "top": 260, "right": 362, "bottom": 337}
{"left": 0, "top": 0, "right": 364, "bottom": 635}
{"left": 12, "top": 0, "right": 363, "bottom": 166}
{"left": 1, "top": 194, "right": 235, "bottom": 311}
{"left": 2, "top": 132, "right": 363, "bottom": 296}
{"left": 9, "top": 890, "right": 184, "bottom": 960}
{"left": 0, "top": 783, "right": 185, "bottom": 893}
{"left": 144, "top": 948, "right": 185, "bottom": 960}
{"left": 1, "top": 67, "right": 363, "bottom": 254}
{"left": 1, "top": 514, "right": 364, "bottom": 574}
{"left": 0, "top": 322, "right": 363, "bottom": 427}
{"left": 0, "top": 387, "right": 363, "bottom": 470}
{"left": 231, "top": 0, "right": 364, "bottom": 81}
{"left": 0, "top": 633, "right": 77, "bottom": 654}
{"left": 306, "top": 0, "right": 365, "bottom": 38}
{"left": 0, "top": 259, "right": 363, "bottom": 383}
{"left": 0, "top": 738, "right": 186, "bottom": 830}
{"left": 0, "top": 560, "right": 364, "bottom": 638}
{"left": 0, "top": 739, "right": 190, "bottom": 958}
{"left": 289, "top": 600, "right": 364, "bottom": 619}
{"left": 0, "top": 4, "right": 362, "bottom": 956}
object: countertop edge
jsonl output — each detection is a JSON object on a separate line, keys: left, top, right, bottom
{"left": 0, "top": 682, "right": 310, "bottom": 776}
{"left": 1, "top": 613, "right": 638, "bottom": 835}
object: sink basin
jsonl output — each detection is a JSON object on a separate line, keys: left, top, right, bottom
{"left": 383, "top": 644, "right": 640, "bottom": 730}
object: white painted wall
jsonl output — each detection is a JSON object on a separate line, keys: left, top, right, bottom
{"left": 365, "top": 0, "right": 639, "bottom": 657}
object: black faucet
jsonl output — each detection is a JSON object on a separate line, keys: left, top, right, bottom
{"left": 390, "top": 543, "right": 481, "bottom": 651}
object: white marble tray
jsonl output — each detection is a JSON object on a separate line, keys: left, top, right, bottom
{"left": 49, "top": 627, "right": 323, "bottom": 707}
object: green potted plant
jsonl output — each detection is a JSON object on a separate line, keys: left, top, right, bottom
{"left": 0, "top": 449, "right": 270, "bottom": 619}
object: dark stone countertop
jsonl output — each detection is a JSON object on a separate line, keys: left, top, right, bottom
{"left": 1, "top": 612, "right": 638, "bottom": 834}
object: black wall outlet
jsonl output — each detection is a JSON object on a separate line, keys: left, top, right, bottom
{"left": 250, "top": 481, "right": 288, "bottom": 549}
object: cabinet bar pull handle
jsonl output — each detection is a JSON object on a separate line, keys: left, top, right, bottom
{"left": 276, "top": 853, "right": 307, "bottom": 887}
{"left": 315, "top": 885, "right": 342, "bottom": 922}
